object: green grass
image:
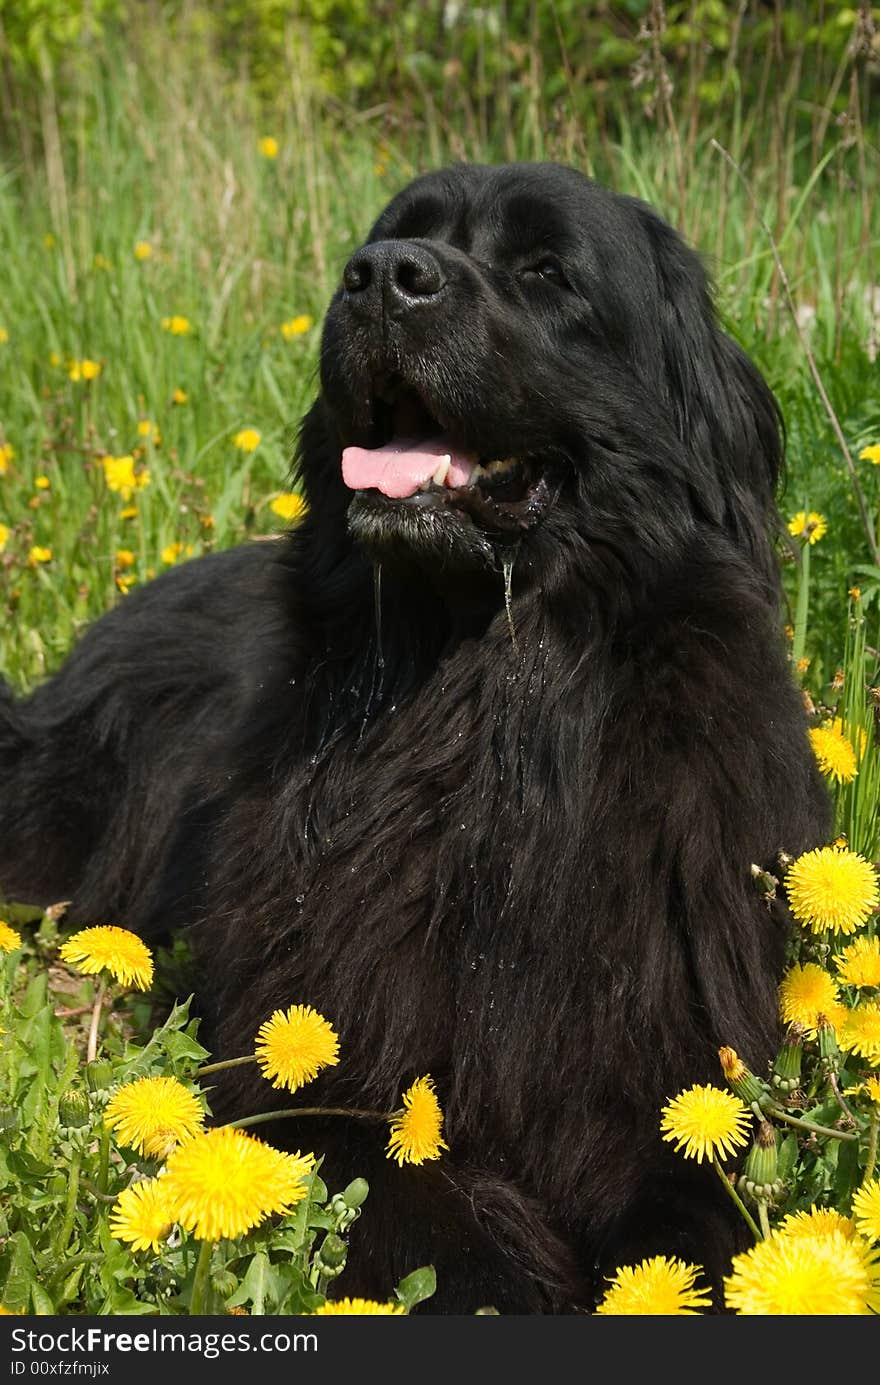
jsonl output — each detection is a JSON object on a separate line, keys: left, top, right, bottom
{"left": 1, "top": 19, "right": 879, "bottom": 699}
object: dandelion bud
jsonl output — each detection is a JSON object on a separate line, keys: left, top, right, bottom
{"left": 740, "top": 1120, "right": 780, "bottom": 1202}
{"left": 211, "top": 1269, "right": 238, "bottom": 1299}
{"left": 750, "top": 865, "right": 778, "bottom": 903}
{"left": 771, "top": 1024, "right": 804, "bottom": 1093}
{"left": 817, "top": 1014, "right": 839, "bottom": 1068}
{"left": 342, "top": 1178, "right": 369, "bottom": 1209}
{"left": 86, "top": 1059, "right": 114, "bottom": 1093}
{"left": 314, "top": 1232, "right": 347, "bottom": 1279}
{"left": 59, "top": 1089, "right": 90, "bottom": 1129}
{"left": 718, "top": 1047, "right": 768, "bottom": 1107}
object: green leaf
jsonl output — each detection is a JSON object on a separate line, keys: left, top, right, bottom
{"left": 394, "top": 1265, "right": 436, "bottom": 1312}
{"left": 162, "top": 1030, "right": 212, "bottom": 1065}
{"left": 777, "top": 1131, "right": 799, "bottom": 1181}
{"left": 31, "top": 1282, "right": 56, "bottom": 1315}
{"left": 2, "top": 1231, "right": 35, "bottom": 1314}
{"left": 833, "top": 1133, "right": 861, "bottom": 1203}
{"left": 226, "top": 1251, "right": 287, "bottom": 1315}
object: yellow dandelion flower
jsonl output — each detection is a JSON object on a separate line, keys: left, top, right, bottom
{"left": 34, "top": 476, "right": 51, "bottom": 491}
{"left": 69, "top": 359, "right": 102, "bottom": 382}
{"left": 59, "top": 925, "right": 153, "bottom": 990}
{"left": 48, "top": 350, "right": 61, "bottom": 367}
{"left": 595, "top": 1256, "right": 712, "bottom": 1315}
{"left": 835, "top": 935, "right": 880, "bottom": 990}
{"left": 850, "top": 586, "right": 862, "bottom": 602}
{"left": 797, "top": 656, "right": 811, "bottom": 676}
{"left": 779, "top": 962, "right": 845, "bottom": 1036}
{"left": 809, "top": 720, "right": 859, "bottom": 784}
{"left": 161, "top": 541, "right": 193, "bottom": 566}
{"left": 233, "top": 428, "right": 261, "bottom": 452}
{"left": 119, "top": 505, "right": 138, "bottom": 520}
{"left": 134, "top": 241, "right": 153, "bottom": 262}
{"left": 852, "top": 1180, "right": 880, "bottom": 1244}
{"left": 859, "top": 444, "right": 880, "bottom": 465}
{"left": 0, "top": 327, "right": 8, "bottom": 344}
{"left": 0, "top": 441, "right": 13, "bottom": 471}
{"left": 137, "top": 420, "right": 160, "bottom": 445}
{"left": 269, "top": 493, "right": 307, "bottom": 523}
{"left": 778, "top": 1206, "right": 855, "bottom": 1241}
{"left": 312, "top": 1299, "right": 404, "bottom": 1315}
{"left": 659, "top": 1084, "right": 751, "bottom": 1164}
{"left": 172, "top": 388, "right": 188, "bottom": 405}
{"left": 258, "top": 136, "right": 279, "bottom": 159}
{"left": 787, "top": 511, "right": 827, "bottom": 545}
{"left": 785, "top": 846, "right": 879, "bottom": 935}
{"left": 93, "top": 253, "right": 111, "bottom": 272}
{"left": 387, "top": 1075, "right": 448, "bottom": 1167}
{"left": 115, "top": 549, "right": 136, "bottom": 570}
{"left": 0, "top": 524, "right": 9, "bottom": 552}
{"left": 846, "top": 1075, "right": 880, "bottom": 1103}
{"left": 43, "top": 233, "right": 55, "bottom": 249}
{"left": 109, "top": 1179, "right": 174, "bottom": 1253}
{"left": 161, "top": 316, "right": 191, "bottom": 336}
{"left": 254, "top": 1004, "right": 340, "bottom": 1093}
{"left": 29, "top": 546, "right": 52, "bottom": 565}
{"left": 839, "top": 1002, "right": 880, "bottom": 1062}
{"left": 105, "top": 1076, "right": 205, "bottom": 1158}
{"left": 116, "top": 575, "right": 136, "bottom": 595}
{"left": 162, "top": 1128, "right": 314, "bottom": 1242}
{"left": 0, "top": 920, "right": 23, "bottom": 953}
{"left": 280, "top": 315, "right": 314, "bottom": 339}
{"left": 724, "top": 1228, "right": 880, "bottom": 1314}
{"left": 102, "top": 455, "right": 151, "bottom": 501}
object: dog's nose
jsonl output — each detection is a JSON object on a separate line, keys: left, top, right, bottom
{"left": 342, "top": 241, "right": 445, "bottom": 314}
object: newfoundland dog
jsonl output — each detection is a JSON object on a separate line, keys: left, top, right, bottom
{"left": 0, "top": 162, "right": 829, "bottom": 1312}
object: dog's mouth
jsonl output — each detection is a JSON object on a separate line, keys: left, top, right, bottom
{"left": 341, "top": 376, "right": 562, "bottom": 538}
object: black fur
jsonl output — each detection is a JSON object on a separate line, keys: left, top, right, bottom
{"left": 0, "top": 162, "right": 829, "bottom": 1312}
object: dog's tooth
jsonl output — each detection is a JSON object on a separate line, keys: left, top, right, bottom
{"left": 432, "top": 456, "right": 451, "bottom": 487}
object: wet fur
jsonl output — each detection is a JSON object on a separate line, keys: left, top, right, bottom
{"left": 0, "top": 162, "right": 829, "bottom": 1312}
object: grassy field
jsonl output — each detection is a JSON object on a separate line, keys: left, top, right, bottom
{"left": 1, "top": 21, "right": 879, "bottom": 699}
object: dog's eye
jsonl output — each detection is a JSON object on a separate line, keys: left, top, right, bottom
{"left": 521, "top": 257, "right": 568, "bottom": 287}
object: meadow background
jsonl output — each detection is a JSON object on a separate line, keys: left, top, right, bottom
{"left": 1, "top": 0, "right": 880, "bottom": 1316}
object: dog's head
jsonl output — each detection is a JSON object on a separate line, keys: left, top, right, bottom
{"left": 305, "top": 162, "right": 781, "bottom": 582}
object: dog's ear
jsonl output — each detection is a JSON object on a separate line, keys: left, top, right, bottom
{"left": 634, "top": 204, "right": 783, "bottom": 516}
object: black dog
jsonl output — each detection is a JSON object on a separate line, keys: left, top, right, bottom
{"left": 0, "top": 162, "right": 829, "bottom": 1312}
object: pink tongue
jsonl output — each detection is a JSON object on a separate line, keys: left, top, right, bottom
{"left": 342, "top": 438, "right": 475, "bottom": 498}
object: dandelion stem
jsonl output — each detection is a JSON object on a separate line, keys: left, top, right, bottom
{"left": 189, "top": 1240, "right": 214, "bottom": 1316}
{"left": 829, "top": 1071, "right": 858, "bottom": 1125}
{"left": 792, "top": 536, "right": 810, "bottom": 668}
{"left": 757, "top": 1200, "right": 772, "bottom": 1239}
{"left": 711, "top": 1155, "right": 762, "bottom": 1241}
{"left": 197, "top": 1054, "right": 257, "bottom": 1077}
{"left": 86, "top": 979, "right": 105, "bottom": 1063}
{"left": 53, "top": 1148, "right": 82, "bottom": 1258}
{"left": 766, "top": 1105, "right": 859, "bottom": 1142}
{"left": 228, "top": 1106, "right": 389, "bottom": 1130}
{"left": 80, "top": 1176, "right": 117, "bottom": 1204}
{"left": 863, "top": 1107, "right": 879, "bottom": 1185}
{"left": 97, "top": 1126, "right": 111, "bottom": 1195}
